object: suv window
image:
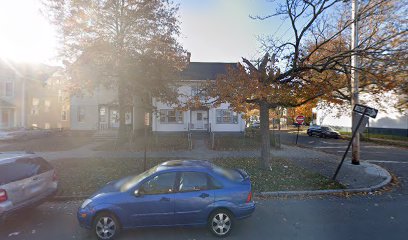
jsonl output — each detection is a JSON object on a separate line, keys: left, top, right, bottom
{"left": 0, "top": 157, "right": 53, "bottom": 185}
{"left": 179, "top": 172, "right": 209, "bottom": 192}
{"left": 140, "top": 172, "right": 177, "bottom": 195}
{"left": 0, "top": 158, "right": 37, "bottom": 185}
{"left": 30, "top": 157, "right": 53, "bottom": 174}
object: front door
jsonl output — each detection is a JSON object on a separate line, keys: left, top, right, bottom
{"left": 1, "top": 110, "right": 9, "bottom": 128}
{"left": 191, "top": 111, "right": 208, "bottom": 130}
{"left": 109, "top": 108, "right": 119, "bottom": 129}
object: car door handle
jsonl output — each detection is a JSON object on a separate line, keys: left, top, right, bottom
{"left": 199, "top": 193, "right": 210, "bottom": 198}
{"left": 160, "top": 197, "right": 170, "bottom": 202}
{"left": 32, "top": 177, "right": 39, "bottom": 181}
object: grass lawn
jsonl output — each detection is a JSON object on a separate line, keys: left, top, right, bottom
{"left": 213, "top": 133, "right": 281, "bottom": 151}
{"left": 52, "top": 157, "right": 343, "bottom": 197}
{"left": 339, "top": 131, "right": 408, "bottom": 147}
{"left": 93, "top": 134, "right": 189, "bottom": 151}
{"left": 0, "top": 133, "right": 94, "bottom": 152}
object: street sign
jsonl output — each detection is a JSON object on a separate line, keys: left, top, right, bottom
{"left": 353, "top": 104, "right": 378, "bottom": 118}
{"left": 333, "top": 104, "right": 378, "bottom": 180}
{"left": 295, "top": 115, "right": 305, "bottom": 125}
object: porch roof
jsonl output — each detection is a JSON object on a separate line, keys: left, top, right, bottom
{"left": 0, "top": 99, "right": 15, "bottom": 108}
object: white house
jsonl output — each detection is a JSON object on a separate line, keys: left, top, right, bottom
{"left": 69, "top": 62, "right": 246, "bottom": 133}
{"left": 152, "top": 62, "right": 246, "bottom": 132}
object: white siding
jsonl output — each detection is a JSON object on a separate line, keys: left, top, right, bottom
{"left": 316, "top": 92, "right": 408, "bottom": 129}
{"left": 70, "top": 87, "right": 117, "bottom": 130}
{"left": 152, "top": 83, "right": 246, "bottom": 132}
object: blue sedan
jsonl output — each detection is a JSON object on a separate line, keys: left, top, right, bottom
{"left": 77, "top": 160, "right": 255, "bottom": 239}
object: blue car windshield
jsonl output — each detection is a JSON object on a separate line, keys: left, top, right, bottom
{"left": 116, "top": 166, "right": 158, "bottom": 192}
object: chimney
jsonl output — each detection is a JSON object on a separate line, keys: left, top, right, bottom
{"left": 187, "top": 52, "right": 191, "bottom": 63}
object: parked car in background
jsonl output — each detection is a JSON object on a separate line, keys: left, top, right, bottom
{"left": 78, "top": 160, "right": 255, "bottom": 239}
{"left": 307, "top": 126, "right": 340, "bottom": 139}
{"left": 307, "top": 125, "right": 322, "bottom": 136}
{"left": 319, "top": 126, "right": 341, "bottom": 139}
{"left": 0, "top": 152, "right": 58, "bottom": 222}
{"left": 0, "top": 128, "right": 52, "bottom": 141}
{"left": 250, "top": 121, "right": 260, "bottom": 128}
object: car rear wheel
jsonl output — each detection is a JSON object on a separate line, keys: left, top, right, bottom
{"left": 93, "top": 212, "right": 120, "bottom": 240}
{"left": 208, "top": 209, "right": 234, "bottom": 237}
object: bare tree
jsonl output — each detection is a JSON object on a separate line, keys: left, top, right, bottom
{"left": 208, "top": 0, "right": 407, "bottom": 169}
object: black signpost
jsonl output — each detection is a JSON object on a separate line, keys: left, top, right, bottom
{"left": 295, "top": 115, "right": 305, "bottom": 145}
{"left": 332, "top": 104, "right": 378, "bottom": 180}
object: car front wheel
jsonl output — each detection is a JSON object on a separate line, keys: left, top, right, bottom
{"left": 208, "top": 209, "right": 234, "bottom": 237}
{"left": 93, "top": 212, "right": 120, "bottom": 240}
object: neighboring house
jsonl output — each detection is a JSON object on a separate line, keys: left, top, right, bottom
{"left": 152, "top": 62, "right": 246, "bottom": 132}
{"left": 70, "top": 86, "right": 145, "bottom": 131}
{"left": 315, "top": 92, "right": 408, "bottom": 136}
{"left": 0, "top": 59, "right": 70, "bottom": 130}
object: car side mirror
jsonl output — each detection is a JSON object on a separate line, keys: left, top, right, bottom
{"left": 134, "top": 189, "right": 142, "bottom": 197}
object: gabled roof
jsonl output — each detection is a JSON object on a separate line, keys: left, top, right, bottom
{"left": 181, "top": 62, "right": 237, "bottom": 80}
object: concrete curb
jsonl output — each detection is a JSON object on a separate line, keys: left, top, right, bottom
{"left": 51, "top": 195, "right": 89, "bottom": 202}
{"left": 257, "top": 162, "right": 392, "bottom": 197}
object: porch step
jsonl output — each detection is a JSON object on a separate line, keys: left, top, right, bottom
{"left": 92, "top": 130, "right": 119, "bottom": 141}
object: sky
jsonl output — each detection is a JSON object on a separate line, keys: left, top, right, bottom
{"left": 0, "top": 0, "right": 292, "bottom": 65}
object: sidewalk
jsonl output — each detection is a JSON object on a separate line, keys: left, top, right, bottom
{"left": 38, "top": 138, "right": 391, "bottom": 192}
{"left": 270, "top": 145, "right": 390, "bottom": 190}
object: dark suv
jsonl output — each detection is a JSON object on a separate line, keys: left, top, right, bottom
{"left": 307, "top": 126, "right": 340, "bottom": 139}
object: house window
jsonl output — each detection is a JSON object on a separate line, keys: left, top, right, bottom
{"left": 5, "top": 81, "right": 13, "bottom": 97}
{"left": 159, "top": 109, "right": 183, "bottom": 124}
{"left": 77, "top": 106, "right": 85, "bottom": 122}
{"left": 191, "top": 86, "right": 206, "bottom": 100}
{"left": 216, "top": 110, "right": 238, "bottom": 124}
{"left": 61, "top": 110, "right": 67, "bottom": 121}
{"left": 44, "top": 100, "right": 51, "bottom": 112}
{"left": 32, "top": 98, "right": 39, "bottom": 106}
{"left": 58, "top": 90, "right": 63, "bottom": 103}
{"left": 31, "top": 98, "right": 40, "bottom": 115}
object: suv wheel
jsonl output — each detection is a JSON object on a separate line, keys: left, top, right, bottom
{"left": 93, "top": 212, "right": 120, "bottom": 240}
{"left": 208, "top": 209, "right": 234, "bottom": 237}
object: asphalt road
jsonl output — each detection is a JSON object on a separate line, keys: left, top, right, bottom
{"left": 1, "top": 195, "right": 408, "bottom": 240}
{"left": 279, "top": 131, "right": 408, "bottom": 194}
{"left": 279, "top": 131, "right": 408, "bottom": 163}
{"left": 1, "top": 133, "right": 407, "bottom": 240}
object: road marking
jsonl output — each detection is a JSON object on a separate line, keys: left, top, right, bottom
{"left": 314, "top": 146, "right": 346, "bottom": 149}
{"left": 366, "top": 160, "right": 408, "bottom": 164}
{"left": 336, "top": 151, "right": 387, "bottom": 154}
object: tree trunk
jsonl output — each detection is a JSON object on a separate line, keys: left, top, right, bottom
{"left": 259, "top": 101, "right": 271, "bottom": 170}
{"left": 118, "top": 78, "right": 127, "bottom": 142}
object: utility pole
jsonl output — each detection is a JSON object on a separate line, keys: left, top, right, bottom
{"left": 351, "top": 0, "right": 360, "bottom": 165}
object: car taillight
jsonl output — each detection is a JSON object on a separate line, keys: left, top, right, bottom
{"left": 246, "top": 191, "right": 252, "bottom": 203}
{"left": 52, "top": 171, "right": 58, "bottom": 181}
{"left": 0, "top": 189, "right": 7, "bottom": 202}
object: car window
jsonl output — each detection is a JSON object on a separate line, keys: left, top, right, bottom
{"left": 30, "top": 157, "right": 53, "bottom": 174}
{"left": 140, "top": 172, "right": 177, "bottom": 195}
{"left": 0, "top": 158, "right": 38, "bottom": 185}
{"left": 179, "top": 172, "right": 209, "bottom": 192}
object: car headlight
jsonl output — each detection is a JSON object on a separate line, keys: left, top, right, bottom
{"left": 81, "top": 199, "right": 92, "bottom": 209}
